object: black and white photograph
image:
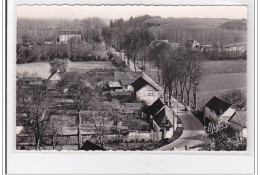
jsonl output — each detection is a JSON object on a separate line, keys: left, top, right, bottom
{"left": 15, "top": 5, "right": 248, "bottom": 152}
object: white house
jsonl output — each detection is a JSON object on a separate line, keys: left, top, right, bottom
{"left": 59, "top": 31, "right": 82, "bottom": 44}
{"left": 131, "top": 76, "right": 160, "bottom": 105}
{"left": 204, "top": 96, "right": 237, "bottom": 125}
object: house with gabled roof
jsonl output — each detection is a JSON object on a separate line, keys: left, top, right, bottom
{"left": 131, "top": 76, "right": 162, "bottom": 105}
{"left": 204, "top": 96, "right": 237, "bottom": 125}
{"left": 144, "top": 98, "right": 177, "bottom": 141}
{"left": 58, "top": 31, "right": 82, "bottom": 44}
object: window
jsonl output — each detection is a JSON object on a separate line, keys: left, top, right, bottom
{"left": 148, "top": 92, "right": 153, "bottom": 96}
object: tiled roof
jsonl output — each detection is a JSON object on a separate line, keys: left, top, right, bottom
{"left": 153, "top": 106, "right": 173, "bottom": 127}
{"left": 131, "top": 76, "right": 159, "bottom": 92}
{"left": 144, "top": 98, "right": 164, "bottom": 116}
{"left": 205, "top": 96, "right": 233, "bottom": 116}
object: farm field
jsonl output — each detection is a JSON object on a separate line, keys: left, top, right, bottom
{"left": 198, "top": 72, "right": 246, "bottom": 93}
{"left": 137, "top": 60, "right": 247, "bottom": 110}
{"left": 203, "top": 60, "right": 247, "bottom": 74}
{"left": 195, "top": 72, "right": 247, "bottom": 109}
{"left": 16, "top": 61, "right": 117, "bottom": 78}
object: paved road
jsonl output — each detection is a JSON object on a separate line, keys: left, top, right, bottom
{"left": 157, "top": 98, "right": 205, "bottom": 151}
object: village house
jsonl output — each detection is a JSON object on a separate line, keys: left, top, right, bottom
{"left": 131, "top": 76, "right": 161, "bottom": 105}
{"left": 144, "top": 98, "right": 177, "bottom": 141}
{"left": 204, "top": 96, "right": 237, "bottom": 125}
{"left": 58, "top": 31, "right": 82, "bottom": 44}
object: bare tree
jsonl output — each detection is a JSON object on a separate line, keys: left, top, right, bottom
{"left": 59, "top": 73, "right": 92, "bottom": 149}
{"left": 17, "top": 80, "right": 57, "bottom": 150}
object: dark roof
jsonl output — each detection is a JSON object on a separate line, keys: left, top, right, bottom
{"left": 131, "top": 77, "right": 148, "bottom": 91}
{"left": 153, "top": 108, "right": 172, "bottom": 128}
{"left": 144, "top": 98, "right": 164, "bottom": 116}
{"left": 80, "top": 140, "right": 106, "bottom": 151}
{"left": 205, "top": 96, "right": 232, "bottom": 116}
{"left": 131, "top": 77, "right": 157, "bottom": 92}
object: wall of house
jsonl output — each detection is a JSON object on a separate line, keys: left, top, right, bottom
{"left": 165, "top": 127, "right": 174, "bottom": 138}
{"left": 60, "top": 35, "right": 81, "bottom": 43}
{"left": 204, "top": 107, "right": 218, "bottom": 123}
{"left": 219, "top": 107, "right": 236, "bottom": 124}
{"left": 152, "top": 121, "right": 161, "bottom": 141}
{"left": 136, "top": 85, "right": 159, "bottom": 105}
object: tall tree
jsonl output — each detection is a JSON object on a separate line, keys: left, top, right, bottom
{"left": 17, "top": 79, "right": 57, "bottom": 150}
{"left": 59, "top": 73, "right": 93, "bottom": 149}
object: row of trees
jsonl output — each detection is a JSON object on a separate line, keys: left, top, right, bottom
{"left": 102, "top": 15, "right": 156, "bottom": 71}
{"left": 148, "top": 41, "right": 204, "bottom": 109}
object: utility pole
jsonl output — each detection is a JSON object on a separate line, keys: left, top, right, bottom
{"left": 203, "top": 93, "right": 205, "bottom": 129}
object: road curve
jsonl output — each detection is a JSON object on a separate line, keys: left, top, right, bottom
{"left": 157, "top": 98, "right": 205, "bottom": 151}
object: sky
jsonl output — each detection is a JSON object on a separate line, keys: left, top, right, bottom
{"left": 17, "top": 5, "right": 247, "bottom": 20}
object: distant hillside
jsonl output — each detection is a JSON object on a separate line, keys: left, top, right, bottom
{"left": 220, "top": 19, "right": 247, "bottom": 30}
{"left": 144, "top": 18, "right": 247, "bottom": 45}
{"left": 144, "top": 18, "right": 229, "bottom": 29}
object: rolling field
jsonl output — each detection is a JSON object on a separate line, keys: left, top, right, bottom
{"left": 16, "top": 61, "right": 117, "bottom": 78}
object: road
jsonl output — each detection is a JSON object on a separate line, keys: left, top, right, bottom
{"left": 157, "top": 97, "right": 205, "bottom": 151}
{"left": 113, "top": 49, "right": 205, "bottom": 150}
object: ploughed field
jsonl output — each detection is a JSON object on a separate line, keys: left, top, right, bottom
{"left": 16, "top": 61, "right": 117, "bottom": 78}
